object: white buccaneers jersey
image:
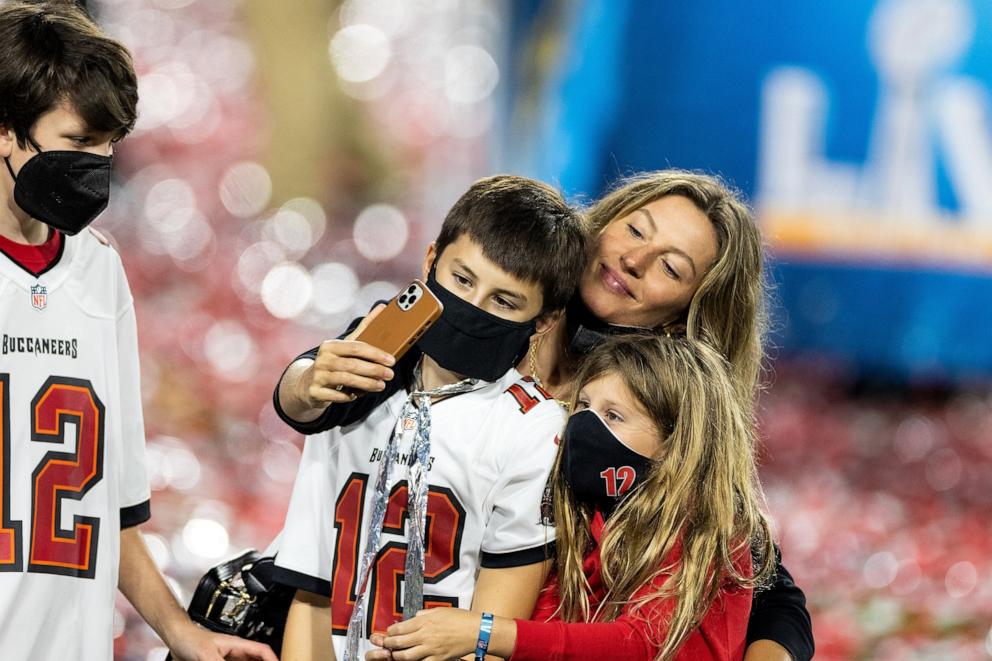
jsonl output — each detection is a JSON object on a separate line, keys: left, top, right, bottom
{"left": 274, "top": 369, "right": 563, "bottom": 660}
{"left": 0, "top": 231, "right": 151, "bottom": 661}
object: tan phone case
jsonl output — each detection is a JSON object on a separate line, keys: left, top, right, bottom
{"left": 353, "top": 279, "right": 443, "bottom": 361}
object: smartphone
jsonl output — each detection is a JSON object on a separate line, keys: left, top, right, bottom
{"left": 353, "top": 279, "right": 443, "bottom": 361}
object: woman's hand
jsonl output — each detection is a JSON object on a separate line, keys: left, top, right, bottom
{"left": 365, "top": 608, "right": 483, "bottom": 661}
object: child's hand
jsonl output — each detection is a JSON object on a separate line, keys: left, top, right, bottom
{"left": 366, "top": 608, "right": 482, "bottom": 661}
{"left": 299, "top": 304, "right": 396, "bottom": 408}
{"left": 364, "top": 638, "right": 393, "bottom": 660}
{"left": 164, "top": 621, "right": 277, "bottom": 661}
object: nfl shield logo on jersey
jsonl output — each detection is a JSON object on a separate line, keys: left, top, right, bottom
{"left": 30, "top": 284, "right": 47, "bottom": 311}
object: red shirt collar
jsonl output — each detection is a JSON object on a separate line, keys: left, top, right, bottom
{"left": 0, "top": 228, "right": 63, "bottom": 277}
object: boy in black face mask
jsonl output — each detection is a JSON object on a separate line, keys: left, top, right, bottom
{"left": 272, "top": 175, "right": 587, "bottom": 660}
{"left": 0, "top": 3, "right": 275, "bottom": 661}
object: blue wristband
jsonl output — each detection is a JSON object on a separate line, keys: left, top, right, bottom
{"left": 475, "top": 611, "right": 494, "bottom": 661}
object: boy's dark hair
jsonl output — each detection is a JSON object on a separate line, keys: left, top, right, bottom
{"left": 435, "top": 175, "right": 586, "bottom": 314}
{"left": 0, "top": 1, "right": 138, "bottom": 147}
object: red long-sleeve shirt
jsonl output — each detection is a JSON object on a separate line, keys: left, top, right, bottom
{"left": 512, "top": 511, "right": 753, "bottom": 661}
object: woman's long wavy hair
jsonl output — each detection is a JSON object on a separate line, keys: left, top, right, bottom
{"left": 584, "top": 170, "right": 768, "bottom": 409}
{"left": 550, "top": 336, "right": 776, "bottom": 661}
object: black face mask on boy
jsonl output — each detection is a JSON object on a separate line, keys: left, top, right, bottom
{"left": 4, "top": 135, "right": 113, "bottom": 236}
{"left": 561, "top": 409, "right": 655, "bottom": 518}
{"left": 415, "top": 262, "right": 538, "bottom": 382}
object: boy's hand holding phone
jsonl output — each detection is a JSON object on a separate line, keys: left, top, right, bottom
{"left": 298, "top": 304, "right": 397, "bottom": 408}
{"left": 291, "top": 279, "right": 442, "bottom": 413}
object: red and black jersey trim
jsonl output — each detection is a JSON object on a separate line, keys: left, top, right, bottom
{"left": 480, "top": 541, "right": 556, "bottom": 569}
{"left": 0, "top": 230, "right": 65, "bottom": 278}
{"left": 272, "top": 561, "right": 332, "bottom": 597}
{"left": 120, "top": 499, "right": 151, "bottom": 529}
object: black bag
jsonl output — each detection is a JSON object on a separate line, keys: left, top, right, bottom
{"left": 166, "top": 549, "right": 295, "bottom": 659}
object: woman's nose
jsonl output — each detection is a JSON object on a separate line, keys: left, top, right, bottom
{"left": 620, "top": 248, "right": 651, "bottom": 277}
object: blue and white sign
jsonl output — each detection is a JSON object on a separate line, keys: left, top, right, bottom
{"left": 505, "top": 0, "right": 992, "bottom": 378}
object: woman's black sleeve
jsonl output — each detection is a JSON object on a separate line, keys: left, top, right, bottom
{"left": 746, "top": 546, "right": 814, "bottom": 661}
{"left": 271, "top": 309, "right": 413, "bottom": 434}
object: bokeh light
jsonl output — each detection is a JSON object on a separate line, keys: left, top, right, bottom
{"left": 310, "top": 262, "right": 360, "bottom": 315}
{"left": 864, "top": 551, "right": 899, "bottom": 589}
{"left": 203, "top": 319, "right": 258, "bottom": 382}
{"left": 330, "top": 24, "right": 391, "bottom": 83}
{"left": 181, "top": 518, "right": 230, "bottom": 560}
{"left": 261, "top": 262, "right": 314, "bottom": 319}
{"left": 443, "top": 45, "right": 499, "bottom": 104}
{"left": 353, "top": 204, "right": 409, "bottom": 262}
{"left": 219, "top": 162, "right": 272, "bottom": 219}
{"left": 946, "top": 561, "right": 978, "bottom": 598}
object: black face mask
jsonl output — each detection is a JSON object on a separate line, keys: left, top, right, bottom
{"left": 415, "top": 263, "right": 538, "bottom": 382}
{"left": 565, "top": 294, "right": 655, "bottom": 355}
{"left": 4, "top": 136, "right": 113, "bottom": 236}
{"left": 561, "top": 409, "right": 655, "bottom": 518}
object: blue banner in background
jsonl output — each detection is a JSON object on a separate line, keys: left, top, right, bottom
{"left": 505, "top": 0, "right": 992, "bottom": 379}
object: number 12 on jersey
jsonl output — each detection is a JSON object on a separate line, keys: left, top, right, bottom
{"left": 330, "top": 472, "right": 466, "bottom": 636}
{"left": 0, "top": 374, "right": 106, "bottom": 578}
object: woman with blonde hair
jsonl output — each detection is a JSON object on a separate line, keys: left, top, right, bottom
{"left": 368, "top": 335, "right": 775, "bottom": 660}
{"left": 543, "top": 169, "right": 766, "bottom": 410}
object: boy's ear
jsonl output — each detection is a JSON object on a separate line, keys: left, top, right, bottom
{"left": 0, "top": 126, "right": 14, "bottom": 159}
{"left": 533, "top": 309, "right": 564, "bottom": 336}
{"left": 422, "top": 242, "right": 437, "bottom": 280}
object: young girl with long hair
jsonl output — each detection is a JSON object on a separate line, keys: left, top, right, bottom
{"left": 367, "top": 335, "right": 776, "bottom": 660}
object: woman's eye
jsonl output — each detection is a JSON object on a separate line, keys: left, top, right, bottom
{"left": 627, "top": 223, "right": 644, "bottom": 240}
{"left": 605, "top": 410, "right": 624, "bottom": 423}
{"left": 662, "top": 261, "right": 681, "bottom": 280}
{"left": 452, "top": 273, "right": 471, "bottom": 287}
{"left": 574, "top": 400, "right": 589, "bottom": 410}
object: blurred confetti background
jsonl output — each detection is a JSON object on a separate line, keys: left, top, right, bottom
{"left": 67, "top": 0, "right": 992, "bottom": 659}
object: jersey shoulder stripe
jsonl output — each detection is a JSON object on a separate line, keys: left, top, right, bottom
{"left": 272, "top": 562, "right": 332, "bottom": 597}
{"left": 502, "top": 375, "right": 557, "bottom": 416}
{"left": 481, "top": 541, "right": 556, "bottom": 569}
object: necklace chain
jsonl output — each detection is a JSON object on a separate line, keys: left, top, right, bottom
{"left": 528, "top": 338, "right": 543, "bottom": 388}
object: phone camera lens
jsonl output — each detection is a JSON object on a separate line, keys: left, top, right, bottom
{"left": 409, "top": 295, "right": 417, "bottom": 304}
{"left": 407, "top": 285, "right": 416, "bottom": 294}
{"left": 399, "top": 294, "right": 408, "bottom": 305}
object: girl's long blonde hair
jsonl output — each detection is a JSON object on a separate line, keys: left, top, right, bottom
{"left": 550, "top": 335, "right": 775, "bottom": 660}
{"left": 584, "top": 170, "right": 767, "bottom": 410}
